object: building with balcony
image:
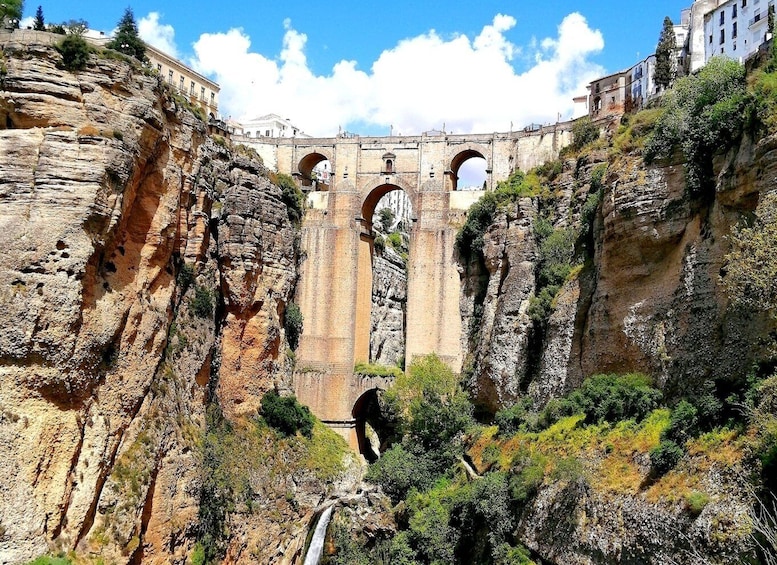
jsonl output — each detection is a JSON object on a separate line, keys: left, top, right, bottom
{"left": 627, "top": 55, "right": 657, "bottom": 110}
{"left": 588, "top": 70, "right": 629, "bottom": 118}
{"left": 145, "top": 44, "right": 220, "bottom": 119}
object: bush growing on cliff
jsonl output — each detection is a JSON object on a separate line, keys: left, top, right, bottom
{"left": 366, "top": 354, "right": 474, "bottom": 500}
{"left": 56, "top": 34, "right": 91, "bottom": 71}
{"left": 650, "top": 439, "right": 684, "bottom": 475}
{"left": 284, "top": 301, "right": 303, "bottom": 350}
{"left": 456, "top": 170, "right": 540, "bottom": 261}
{"left": 645, "top": 57, "right": 748, "bottom": 197}
{"left": 260, "top": 390, "right": 314, "bottom": 438}
{"left": 275, "top": 172, "right": 305, "bottom": 225}
{"left": 191, "top": 285, "right": 213, "bottom": 318}
{"left": 570, "top": 117, "right": 600, "bottom": 151}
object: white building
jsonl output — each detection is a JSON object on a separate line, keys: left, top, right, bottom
{"left": 686, "top": 0, "right": 774, "bottom": 72}
{"left": 627, "top": 55, "right": 657, "bottom": 110}
{"left": 703, "top": 0, "right": 774, "bottom": 63}
{"left": 241, "top": 114, "right": 310, "bottom": 139}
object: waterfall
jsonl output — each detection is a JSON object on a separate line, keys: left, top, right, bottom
{"left": 303, "top": 505, "right": 334, "bottom": 565}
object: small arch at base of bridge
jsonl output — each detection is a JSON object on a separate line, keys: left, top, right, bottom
{"left": 352, "top": 388, "right": 388, "bottom": 463}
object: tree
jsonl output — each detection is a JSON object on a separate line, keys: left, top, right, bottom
{"left": 1, "top": 0, "right": 23, "bottom": 27}
{"left": 378, "top": 207, "right": 395, "bottom": 233}
{"left": 57, "top": 34, "right": 91, "bottom": 71}
{"left": 106, "top": 8, "right": 146, "bottom": 61}
{"left": 655, "top": 16, "right": 676, "bottom": 90}
{"left": 33, "top": 5, "right": 44, "bottom": 30}
{"left": 65, "top": 18, "right": 88, "bottom": 36}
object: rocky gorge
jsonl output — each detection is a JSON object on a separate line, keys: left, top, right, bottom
{"left": 0, "top": 29, "right": 776, "bottom": 565}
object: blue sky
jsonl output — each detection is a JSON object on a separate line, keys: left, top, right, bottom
{"left": 31, "top": 1, "right": 687, "bottom": 136}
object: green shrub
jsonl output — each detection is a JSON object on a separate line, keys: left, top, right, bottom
{"left": 284, "top": 301, "right": 303, "bottom": 350}
{"left": 57, "top": 34, "right": 91, "bottom": 71}
{"left": 365, "top": 443, "right": 435, "bottom": 503}
{"left": 275, "top": 173, "right": 305, "bottom": 225}
{"left": 378, "top": 207, "right": 395, "bottom": 232}
{"left": 645, "top": 57, "right": 748, "bottom": 196}
{"left": 177, "top": 263, "right": 195, "bottom": 293}
{"left": 260, "top": 390, "right": 314, "bottom": 438}
{"left": 191, "top": 285, "right": 213, "bottom": 318}
{"left": 353, "top": 361, "right": 403, "bottom": 379}
{"left": 25, "top": 557, "right": 71, "bottom": 565}
{"left": 684, "top": 490, "right": 710, "bottom": 516}
{"left": 663, "top": 399, "right": 698, "bottom": 445}
{"left": 650, "top": 439, "right": 684, "bottom": 476}
{"left": 571, "top": 117, "right": 600, "bottom": 150}
{"left": 494, "top": 398, "right": 533, "bottom": 436}
{"left": 542, "top": 373, "right": 662, "bottom": 427}
{"left": 373, "top": 234, "right": 385, "bottom": 253}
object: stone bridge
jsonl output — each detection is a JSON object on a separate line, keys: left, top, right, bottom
{"left": 243, "top": 125, "right": 573, "bottom": 450}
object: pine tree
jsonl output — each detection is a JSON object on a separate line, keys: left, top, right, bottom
{"left": 107, "top": 8, "right": 146, "bottom": 61}
{"left": 655, "top": 16, "right": 676, "bottom": 91}
{"left": 33, "top": 5, "right": 45, "bottom": 31}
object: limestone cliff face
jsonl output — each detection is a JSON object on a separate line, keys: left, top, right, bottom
{"left": 0, "top": 33, "right": 305, "bottom": 564}
{"left": 464, "top": 133, "right": 774, "bottom": 411}
{"left": 460, "top": 198, "right": 538, "bottom": 412}
{"left": 369, "top": 247, "right": 406, "bottom": 367}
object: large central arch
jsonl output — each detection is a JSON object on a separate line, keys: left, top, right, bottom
{"left": 354, "top": 182, "right": 415, "bottom": 365}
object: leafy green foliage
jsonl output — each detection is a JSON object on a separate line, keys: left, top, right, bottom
{"left": 56, "top": 34, "right": 91, "bottom": 71}
{"left": 177, "top": 263, "right": 195, "bottom": 293}
{"left": 354, "top": 362, "right": 403, "bottom": 379}
{"left": 364, "top": 443, "right": 436, "bottom": 503}
{"left": 284, "top": 301, "right": 303, "bottom": 350}
{"left": 456, "top": 170, "right": 540, "bottom": 261}
{"left": 260, "top": 390, "right": 314, "bottom": 438}
{"left": 106, "top": 8, "right": 146, "bottom": 61}
{"left": 650, "top": 439, "right": 684, "bottom": 475}
{"left": 24, "top": 557, "right": 71, "bottom": 565}
{"left": 654, "top": 16, "right": 676, "bottom": 90}
{"left": 555, "top": 373, "right": 662, "bottom": 426}
{"left": 645, "top": 57, "right": 748, "bottom": 196}
{"left": 527, "top": 220, "right": 578, "bottom": 328}
{"left": 378, "top": 207, "right": 395, "bottom": 232}
{"left": 191, "top": 285, "right": 213, "bottom": 318}
{"left": 275, "top": 172, "right": 305, "bottom": 225}
{"left": 685, "top": 490, "right": 710, "bottom": 516}
{"left": 366, "top": 355, "right": 474, "bottom": 501}
{"left": 0, "top": 0, "right": 22, "bottom": 22}
{"left": 373, "top": 233, "right": 385, "bottom": 253}
{"left": 571, "top": 117, "right": 600, "bottom": 151}
{"left": 495, "top": 374, "right": 662, "bottom": 436}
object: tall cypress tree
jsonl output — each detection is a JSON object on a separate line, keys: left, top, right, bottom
{"left": 33, "top": 5, "right": 45, "bottom": 31}
{"left": 107, "top": 8, "right": 146, "bottom": 61}
{"left": 655, "top": 16, "right": 676, "bottom": 90}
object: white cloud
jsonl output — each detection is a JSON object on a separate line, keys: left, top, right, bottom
{"left": 138, "top": 12, "right": 178, "bottom": 59}
{"left": 19, "top": 16, "right": 34, "bottom": 29}
{"left": 191, "top": 13, "right": 604, "bottom": 136}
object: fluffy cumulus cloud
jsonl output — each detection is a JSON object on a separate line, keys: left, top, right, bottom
{"left": 138, "top": 12, "right": 179, "bottom": 59}
{"left": 190, "top": 13, "right": 603, "bottom": 136}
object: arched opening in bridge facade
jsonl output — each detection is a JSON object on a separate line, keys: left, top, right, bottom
{"left": 296, "top": 152, "right": 332, "bottom": 191}
{"left": 448, "top": 148, "right": 490, "bottom": 191}
{"left": 354, "top": 183, "right": 414, "bottom": 371}
{"left": 352, "top": 388, "right": 396, "bottom": 462}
